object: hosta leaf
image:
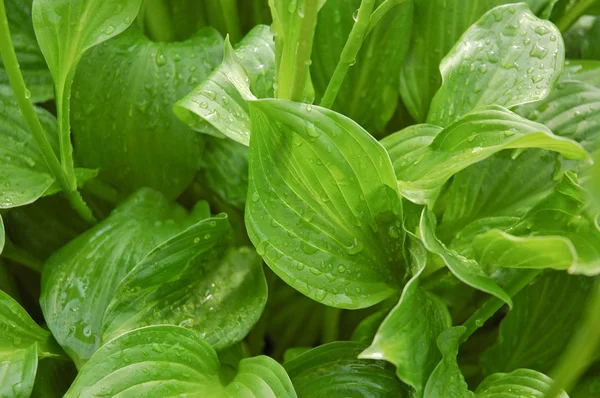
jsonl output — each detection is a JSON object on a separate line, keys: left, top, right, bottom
{"left": 41, "top": 189, "right": 209, "bottom": 367}
{"left": 420, "top": 210, "right": 512, "bottom": 306}
{"left": 428, "top": 3, "right": 564, "bottom": 127}
{"left": 563, "top": 16, "right": 600, "bottom": 60}
{"left": 481, "top": 272, "right": 595, "bottom": 376}
{"left": 448, "top": 217, "right": 521, "bottom": 258}
{"left": 387, "top": 106, "right": 586, "bottom": 206}
{"left": 32, "top": 0, "right": 142, "bottom": 178}
{"left": 423, "top": 326, "right": 473, "bottom": 398}
{"left": 102, "top": 216, "right": 267, "bottom": 350}
{"left": 571, "top": 374, "right": 600, "bottom": 398}
{"left": 285, "top": 341, "right": 407, "bottom": 397}
{"left": 72, "top": 26, "right": 223, "bottom": 199}
{"left": 312, "top": 0, "right": 413, "bottom": 134}
{"left": 174, "top": 25, "right": 275, "bottom": 146}
{"left": 31, "top": 359, "right": 76, "bottom": 398}
{"left": 563, "top": 60, "right": 600, "bottom": 88}
{"left": 474, "top": 173, "right": 600, "bottom": 276}
{"left": 476, "top": 368, "right": 568, "bottom": 398}
{"left": 65, "top": 325, "right": 297, "bottom": 398}
{"left": 0, "top": 0, "right": 53, "bottom": 102}
{"left": 0, "top": 344, "right": 36, "bottom": 398}
{"left": 350, "top": 309, "right": 389, "bottom": 345}
{"left": 400, "top": 0, "right": 555, "bottom": 122}
{"left": 360, "top": 266, "right": 451, "bottom": 396}
{"left": 245, "top": 100, "right": 406, "bottom": 309}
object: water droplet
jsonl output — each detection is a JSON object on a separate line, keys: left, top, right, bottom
{"left": 531, "top": 74, "right": 543, "bottom": 83}
{"left": 24, "top": 89, "right": 31, "bottom": 99}
{"left": 301, "top": 240, "right": 318, "bottom": 254}
{"left": 535, "top": 26, "right": 550, "bottom": 36}
{"left": 346, "top": 238, "right": 364, "bottom": 255}
{"left": 194, "top": 237, "right": 200, "bottom": 243}
{"left": 297, "top": 264, "right": 305, "bottom": 271}
{"left": 105, "top": 24, "right": 116, "bottom": 35}
{"left": 337, "top": 265, "right": 346, "bottom": 273}
{"left": 530, "top": 44, "right": 548, "bottom": 59}
{"left": 352, "top": 9, "right": 359, "bottom": 21}
{"left": 478, "top": 64, "right": 487, "bottom": 74}
{"left": 155, "top": 51, "right": 166, "bottom": 66}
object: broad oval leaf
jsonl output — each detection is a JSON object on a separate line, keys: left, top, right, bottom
{"left": 481, "top": 271, "right": 595, "bottom": 376}
{"left": 0, "top": 0, "right": 53, "bottom": 102}
{"left": 72, "top": 26, "right": 223, "bottom": 199}
{"left": 563, "top": 60, "right": 600, "bottom": 88}
{"left": 41, "top": 189, "right": 209, "bottom": 367}
{"left": 0, "top": 344, "right": 36, "bottom": 398}
{"left": 102, "top": 216, "right": 267, "bottom": 350}
{"left": 428, "top": 3, "right": 564, "bottom": 127}
{"left": 476, "top": 368, "right": 568, "bottom": 398}
{"left": 386, "top": 106, "right": 587, "bottom": 205}
{"left": 245, "top": 99, "right": 406, "bottom": 309}
{"left": 285, "top": 341, "right": 408, "bottom": 397}
{"left": 174, "top": 25, "right": 275, "bottom": 146}
{"left": 65, "top": 325, "right": 297, "bottom": 398}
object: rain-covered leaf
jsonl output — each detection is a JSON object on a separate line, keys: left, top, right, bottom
{"left": 65, "top": 325, "right": 297, "bottom": 397}
{"left": 0, "top": 0, "right": 53, "bottom": 102}
{"left": 285, "top": 341, "right": 407, "bottom": 397}
{"left": 102, "top": 215, "right": 267, "bottom": 350}
{"left": 0, "top": 344, "right": 36, "bottom": 398}
{"left": 40, "top": 189, "right": 209, "bottom": 367}
{"left": 246, "top": 99, "right": 406, "bottom": 309}
{"left": 428, "top": 3, "right": 564, "bottom": 127}
{"left": 563, "top": 60, "right": 600, "bottom": 88}
{"left": 174, "top": 25, "right": 275, "bottom": 146}
{"left": 481, "top": 271, "right": 595, "bottom": 375}
{"left": 476, "top": 368, "right": 568, "bottom": 398}
{"left": 72, "top": 25, "right": 223, "bottom": 199}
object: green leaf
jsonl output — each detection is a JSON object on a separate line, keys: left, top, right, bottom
{"left": 102, "top": 216, "right": 267, "bottom": 350}
{"left": 311, "top": 0, "right": 413, "bottom": 134}
{"left": 40, "top": 189, "right": 209, "bottom": 367}
{"left": 360, "top": 271, "right": 451, "bottom": 396}
{"left": 400, "top": 0, "right": 554, "bottom": 122}
{"left": 174, "top": 25, "right": 275, "bottom": 146}
{"left": 285, "top": 341, "right": 408, "bottom": 397}
{"left": 563, "top": 60, "right": 600, "bottom": 88}
{"left": 32, "top": 0, "right": 142, "bottom": 181}
{"left": 427, "top": 3, "right": 564, "bottom": 127}
{"left": 31, "top": 358, "right": 77, "bottom": 398}
{"left": 65, "top": 325, "right": 297, "bottom": 397}
{"left": 474, "top": 173, "right": 600, "bottom": 276}
{"left": 448, "top": 216, "right": 521, "bottom": 258}
{"left": 423, "top": 326, "right": 474, "bottom": 398}
{"left": 0, "top": 215, "right": 4, "bottom": 255}
{"left": 571, "top": 374, "right": 600, "bottom": 398}
{"left": 420, "top": 210, "right": 512, "bottom": 306}
{"left": 71, "top": 26, "right": 223, "bottom": 199}
{"left": 476, "top": 368, "right": 568, "bottom": 398}
{"left": 563, "top": 16, "right": 600, "bottom": 60}
{"left": 390, "top": 106, "right": 587, "bottom": 206}
{"left": 0, "top": 344, "right": 36, "bottom": 398}
{"left": 0, "top": 0, "right": 53, "bottom": 102}
{"left": 245, "top": 99, "right": 406, "bottom": 309}
{"left": 481, "top": 271, "right": 595, "bottom": 376}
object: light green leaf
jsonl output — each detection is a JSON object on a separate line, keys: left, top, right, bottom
{"left": 71, "top": 26, "right": 223, "bottom": 199}
{"left": 423, "top": 326, "right": 474, "bottom": 398}
{"left": 246, "top": 99, "right": 406, "bottom": 309}
{"left": 40, "top": 189, "right": 209, "bottom": 367}
{"left": 476, "top": 368, "right": 568, "bottom": 398}
{"left": 174, "top": 25, "right": 275, "bottom": 146}
{"left": 359, "top": 269, "right": 451, "bottom": 396}
{"left": 428, "top": 3, "right": 564, "bottom": 127}
{"left": 448, "top": 216, "right": 521, "bottom": 258}
{"left": 312, "top": 0, "right": 413, "bottom": 134}
{"left": 481, "top": 271, "right": 595, "bottom": 376}
{"left": 386, "top": 106, "right": 587, "bottom": 205}
{"left": 102, "top": 216, "right": 267, "bottom": 350}
{"left": 43, "top": 167, "right": 98, "bottom": 196}
{"left": 65, "top": 325, "right": 297, "bottom": 398}
{"left": 285, "top": 341, "right": 408, "bottom": 397}
{"left": 420, "top": 210, "right": 512, "bottom": 306}
{"left": 0, "top": 344, "right": 36, "bottom": 398}
{"left": 563, "top": 60, "right": 600, "bottom": 88}
{"left": 0, "top": 0, "right": 53, "bottom": 102}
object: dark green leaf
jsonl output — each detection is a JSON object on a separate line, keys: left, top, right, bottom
{"left": 423, "top": 326, "right": 473, "bottom": 398}
{"left": 350, "top": 309, "right": 388, "bottom": 345}
{"left": 427, "top": 3, "right": 564, "bottom": 127}
{"left": 476, "top": 368, "right": 568, "bottom": 398}
{"left": 563, "top": 16, "right": 600, "bottom": 60}
{"left": 571, "top": 374, "right": 600, "bottom": 398}
{"left": 0, "top": 0, "right": 53, "bottom": 102}
{"left": 102, "top": 216, "right": 267, "bottom": 351}
{"left": 285, "top": 341, "right": 408, "bottom": 397}
{"left": 65, "top": 325, "right": 297, "bottom": 397}
{"left": 481, "top": 271, "right": 595, "bottom": 375}
{"left": 72, "top": 26, "right": 223, "bottom": 199}
{"left": 31, "top": 359, "right": 77, "bottom": 398}
{"left": 41, "top": 189, "right": 209, "bottom": 367}
{"left": 246, "top": 100, "right": 406, "bottom": 308}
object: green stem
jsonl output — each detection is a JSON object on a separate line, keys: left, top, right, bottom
{"left": 547, "top": 279, "right": 600, "bottom": 398}
{"left": 322, "top": 307, "right": 341, "bottom": 343}
{"left": 556, "top": 0, "right": 599, "bottom": 32}
{"left": 1, "top": 240, "right": 43, "bottom": 272}
{"left": 367, "top": 0, "right": 406, "bottom": 35}
{"left": 320, "top": 0, "right": 375, "bottom": 109}
{"left": 289, "top": 0, "right": 320, "bottom": 102}
{"left": 144, "top": 0, "right": 176, "bottom": 42}
{"left": 220, "top": 0, "right": 242, "bottom": 44}
{"left": 461, "top": 269, "right": 541, "bottom": 343}
{"left": 0, "top": 0, "right": 95, "bottom": 224}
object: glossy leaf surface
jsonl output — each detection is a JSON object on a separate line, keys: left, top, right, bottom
{"left": 65, "top": 325, "right": 297, "bottom": 397}
{"left": 246, "top": 99, "right": 406, "bottom": 309}
{"left": 476, "top": 368, "right": 568, "bottom": 398}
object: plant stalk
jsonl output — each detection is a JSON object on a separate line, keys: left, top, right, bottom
{"left": 556, "top": 0, "right": 599, "bottom": 32}
{"left": 0, "top": 0, "right": 95, "bottom": 224}
{"left": 460, "top": 269, "right": 541, "bottom": 343}
{"left": 144, "top": 0, "right": 176, "bottom": 42}
{"left": 320, "top": 0, "right": 376, "bottom": 109}
{"left": 322, "top": 307, "right": 341, "bottom": 343}
{"left": 288, "top": 0, "right": 320, "bottom": 102}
